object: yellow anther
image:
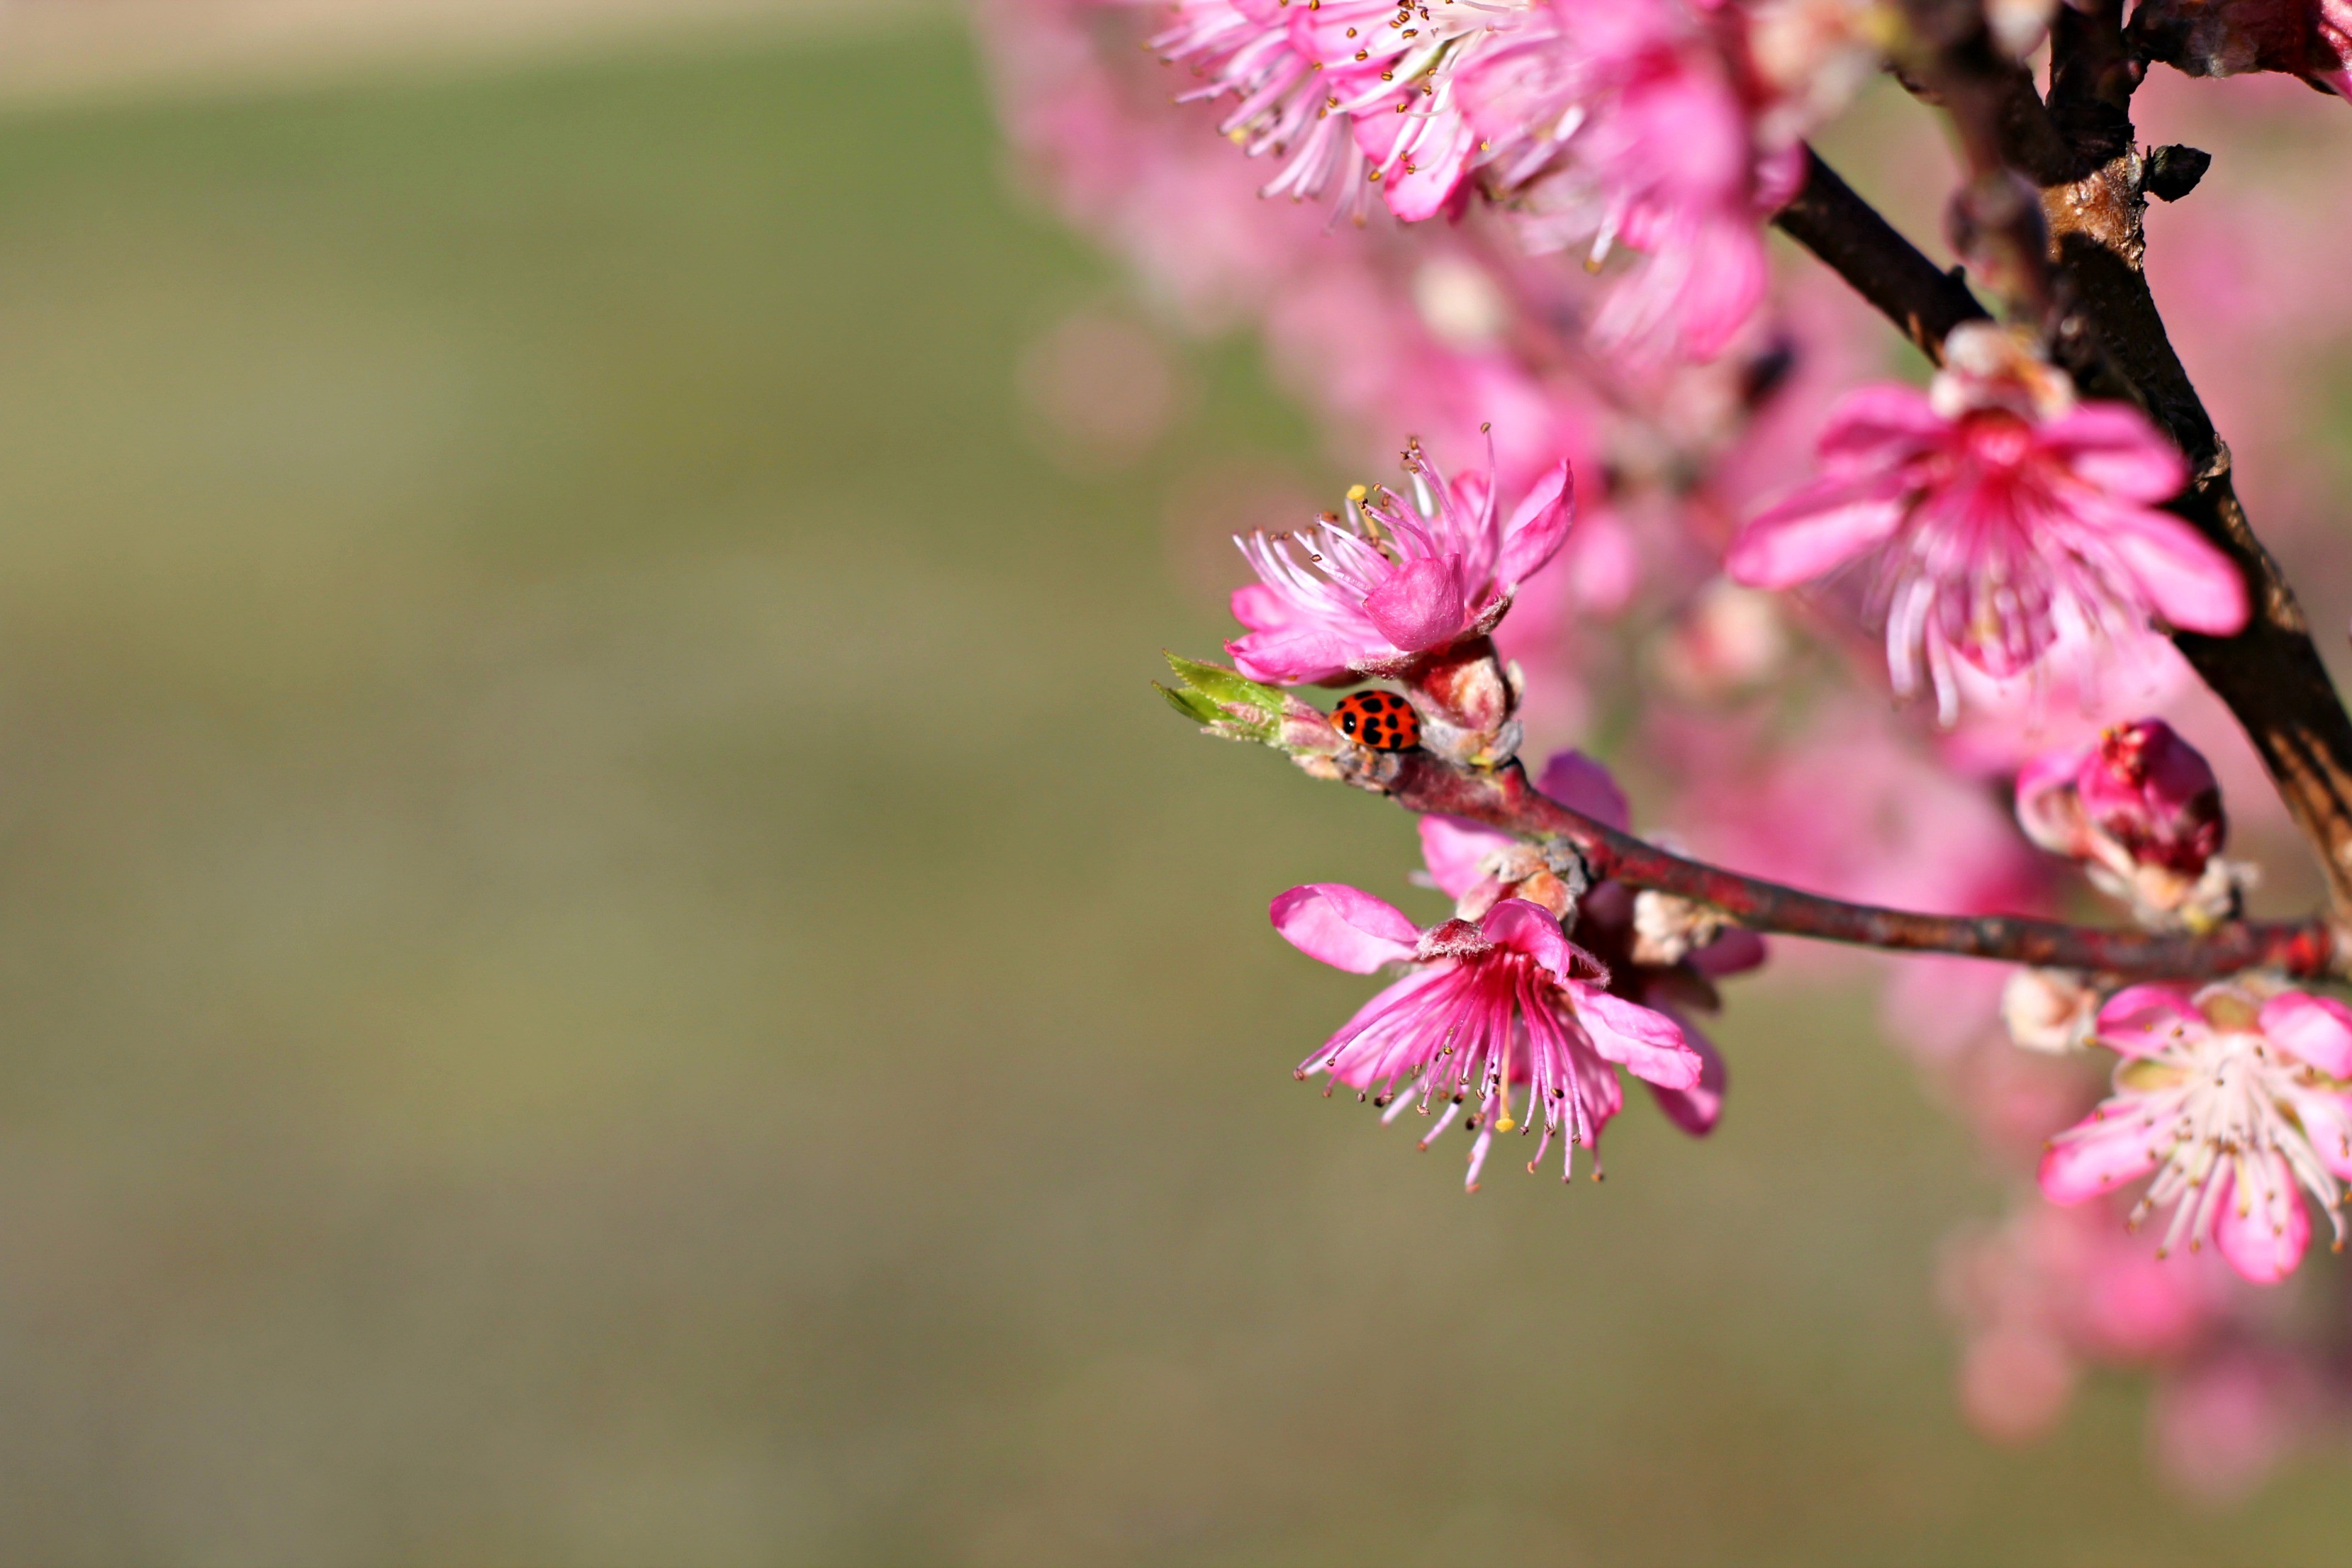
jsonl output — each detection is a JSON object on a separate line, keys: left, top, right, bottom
{"left": 1345, "top": 483, "right": 1370, "bottom": 502}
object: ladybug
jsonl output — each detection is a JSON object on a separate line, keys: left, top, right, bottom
{"left": 1331, "top": 690, "right": 1421, "bottom": 751}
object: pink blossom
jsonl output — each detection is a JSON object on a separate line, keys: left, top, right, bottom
{"left": 1286, "top": 0, "right": 1528, "bottom": 222}
{"left": 1941, "top": 1200, "right": 2231, "bottom": 1443}
{"left": 1273, "top": 871, "right": 1702, "bottom": 1188}
{"left": 1146, "top": 0, "right": 1376, "bottom": 219}
{"left": 1453, "top": 0, "right": 1798, "bottom": 360}
{"left": 2038, "top": 982, "right": 2352, "bottom": 1283}
{"left": 2017, "top": 719, "right": 2230, "bottom": 918}
{"left": 2151, "top": 1350, "right": 2315, "bottom": 1506}
{"left": 1228, "top": 438, "right": 1574, "bottom": 684}
{"left": 1726, "top": 325, "right": 2249, "bottom": 720}
{"left": 1418, "top": 750, "right": 1754, "bottom": 1136}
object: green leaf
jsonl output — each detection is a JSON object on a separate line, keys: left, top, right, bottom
{"left": 1155, "top": 682, "right": 1223, "bottom": 727}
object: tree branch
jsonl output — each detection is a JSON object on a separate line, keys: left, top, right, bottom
{"left": 1770, "top": 133, "right": 2352, "bottom": 927}
{"left": 1771, "top": 147, "right": 1988, "bottom": 363}
{"left": 1346, "top": 749, "right": 2339, "bottom": 980}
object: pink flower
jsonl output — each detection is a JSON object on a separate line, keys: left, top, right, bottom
{"left": 1726, "top": 325, "right": 2249, "bottom": 720}
{"left": 1145, "top": 0, "right": 1530, "bottom": 223}
{"left": 2017, "top": 719, "right": 2230, "bottom": 917}
{"left": 1416, "top": 749, "right": 1756, "bottom": 1137}
{"left": 1147, "top": 0, "right": 1377, "bottom": 220}
{"left": 1228, "top": 438, "right": 1574, "bottom": 684}
{"left": 1453, "top": 0, "right": 1798, "bottom": 360}
{"left": 1286, "top": 0, "right": 1528, "bottom": 222}
{"left": 2038, "top": 982, "right": 2352, "bottom": 1284}
{"left": 1272, "top": 878, "right": 1701, "bottom": 1189}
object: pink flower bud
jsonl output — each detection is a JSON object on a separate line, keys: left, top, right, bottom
{"left": 2075, "top": 720, "right": 2226, "bottom": 880}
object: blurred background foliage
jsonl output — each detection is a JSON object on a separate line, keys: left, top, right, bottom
{"left": 0, "top": 5, "right": 2339, "bottom": 1562}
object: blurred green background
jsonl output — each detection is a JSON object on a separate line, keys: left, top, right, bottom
{"left": 0, "top": 9, "right": 2341, "bottom": 1562}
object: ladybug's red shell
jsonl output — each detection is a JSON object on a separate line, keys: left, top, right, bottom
{"left": 1332, "top": 690, "right": 1421, "bottom": 751}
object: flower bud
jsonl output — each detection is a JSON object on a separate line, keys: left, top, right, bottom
{"left": 2001, "top": 968, "right": 2098, "bottom": 1054}
{"left": 2015, "top": 720, "right": 2228, "bottom": 919}
{"left": 2076, "top": 720, "right": 2225, "bottom": 880}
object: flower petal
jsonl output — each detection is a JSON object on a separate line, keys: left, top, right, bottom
{"left": 1418, "top": 814, "right": 1514, "bottom": 900}
{"left": 1813, "top": 384, "right": 1950, "bottom": 467}
{"left": 1574, "top": 985, "right": 1701, "bottom": 1089}
{"left": 1725, "top": 475, "right": 1908, "bottom": 590}
{"left": 1645, "top": 1012, "right": 1725, "bottom": 1133}
{"left": 1494, "top": 461, "right": 1574, "bottom": 590}
{"left": 2096, "top": 504, "right": 2249, "bottom": 637}
{"left": 2259, "top": 991, "right": 2352, "bottom": 1078}
{"left": 1269, "top": 883, "right": 1421, "bottom": 973}
{"left": 2039, "top": 403, "right": 2188, "bottom": 502}
{"left": 1361, "top": 553, "right": 1470, "bottom": 653}
{"left": 1477, "top": 897, "right": 1580, "bottom": 975}
{"left": 2284, "top": 1085, "right": 2352, "bottom": 1180}
{"left": 2212, "top": 1155, "right": 2309, "bottom": 1286}
{"left": 1226, "top": 627, "right": 1361, "bottom": 687}
{"left": 2037, "top": 1116, "right": 2161, "bottom": 1204}
{"left": 1689, "top": 926, "right": 1766, "bottom": 978}
{"left": 1535, "top": 749, "right": 1631, "bottom": 831}
{"left": 2094, "top": 983, "right": 2205, "bottom": 1057}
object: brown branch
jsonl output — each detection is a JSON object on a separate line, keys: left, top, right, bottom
{"left": 1771, "top": 148, "right": 1989, "bottom": 362}
{"left": 1771, "top": 110, "right": 2352, "bottom": 926}
{"left": 1349, "top": 749, "right": 2339, "bottom": 980}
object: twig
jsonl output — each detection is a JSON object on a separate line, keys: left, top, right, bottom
{"left": 1349, "top": 749, "right": 2340, "bottom": 979}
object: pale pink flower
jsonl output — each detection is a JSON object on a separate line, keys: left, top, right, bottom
{"left": 1228, "top": 438, "right": 1573, "bottom": 684}
{"left": 1453, "top": 0, "right": 1800, "bottom": 360}
{"left": 1272, "top": 874, "right": 1702, "bottom": 1189}
{"left": 2039, "top": 982, "right": 2352, "bottom": 1284}
{"left": 1726, "top": 325, "right": 2249, "bottom": 721}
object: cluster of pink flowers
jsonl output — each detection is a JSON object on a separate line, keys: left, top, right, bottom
{"left": 983, "top": 0, "right": 2352, "bottom": 1498}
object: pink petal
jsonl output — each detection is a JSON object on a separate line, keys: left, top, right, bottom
{"left": 1375, "top": 106, "right": 1477, "bottom": 223}
{"left": 2259, "top": 991, "right": 2352, "bottom": 1077}
{"left": 2212, "top": 1156, "right": 2309, "bottom": 1286}
{"left": 1689, "top": 926, "right": 1766, "bottom": 978}
{"left": 1494, "top": 461, "right": 1574, "bottom": 590}
{"left": 1645, "top": 1013, "right": 1725, "bottom": 1134}
{"left": 2093, "top": 983, "right": 2205, "bottom": 1056}
{"left": 1812, "top": 384, "right": 1950, "bottom": 467}
{"left": 2096, "top": 505, "right": 2249, "bottom": 636}
{"left": 1360, "top": 553, "right": 1470, "bottom": 652}
{"left": 1535, "top": 749, "right": 1632, "bottom": 831}
{"left": 1573, "top": 985, "right": 1701, "bottom": 1089}
{"left": 1418, "top": 814, "right": 1515, "bottom": 900}
{"left": 2039, "top": 403, "right": 2188, "bottom": 502}
{"left": 2037, "top": 1116, "right": 2162, "bottom": 1204}
{"left": 1725, "top": 476, "right": 1908, "bottom": 590}
{"left": 2014, "top": 739, "right": 2096, "bottom": 857}
{"left": 1226, "top": 627, "right": 1360, "bottom": 688}
{"left": 2284, "top": 1085, "right": 2352, "bottom": 1180}
{"left": 1269, "top": 883, "right": 1421, "bottom": 973}
{"left": 1478, "top": 898, "right": 1581, "bottom": 976}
